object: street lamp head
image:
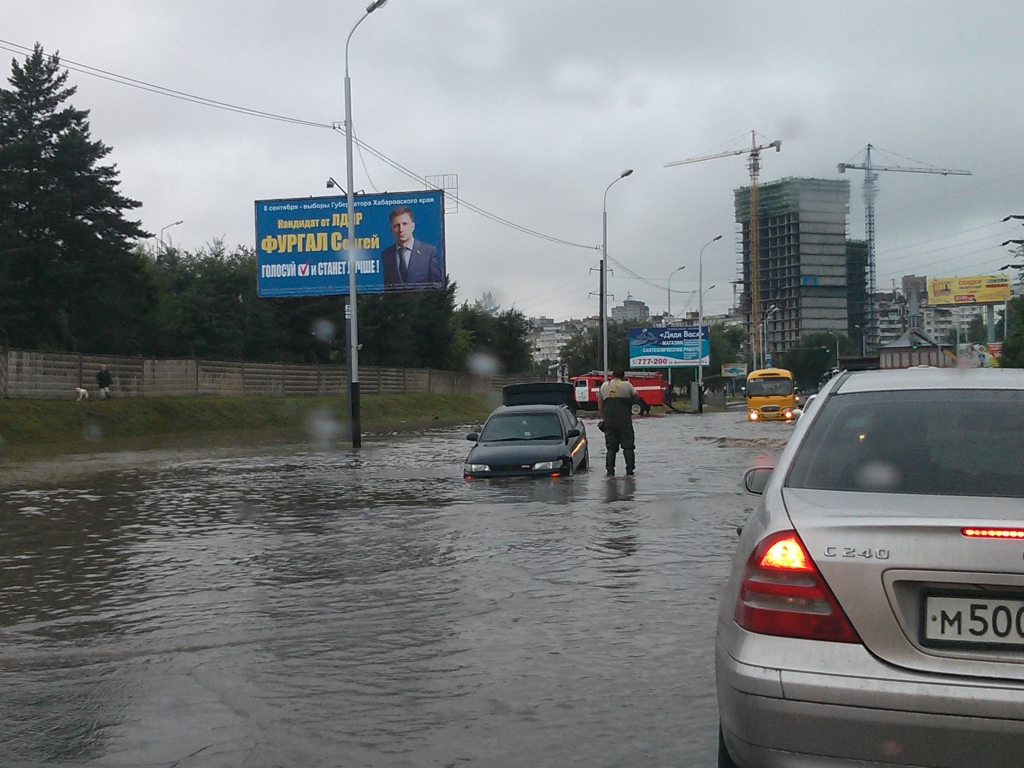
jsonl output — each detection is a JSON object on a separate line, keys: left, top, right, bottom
{"left": 620, "top": 169, "right": 634, "bottom": 178}
{"left": 712, "top": 234, "right": 722, "bottom": 242}
{"left": 366, "top": 0, "right": 387, "bottom": 12}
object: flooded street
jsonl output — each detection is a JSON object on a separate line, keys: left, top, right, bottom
{"left": 1, "top": 411, "right": 790, "bottom": 767}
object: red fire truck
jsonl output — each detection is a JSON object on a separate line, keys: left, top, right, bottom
{"left": 570, "top": 371, "right": 668, "bottom": 415}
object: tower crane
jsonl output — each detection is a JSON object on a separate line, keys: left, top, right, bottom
{"left": 666, "top": 131, "right": 781, "bottom": 367}
{"left": 838, "top": 144, "right": 971, "bottom": 351}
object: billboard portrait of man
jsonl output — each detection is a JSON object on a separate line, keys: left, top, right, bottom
{"left": 381, "top": 206, "right": 442, "bottom": 290}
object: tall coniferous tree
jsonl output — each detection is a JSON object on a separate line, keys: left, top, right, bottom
{"left": 0, "top": 44, "right": 150, "bottom": 352}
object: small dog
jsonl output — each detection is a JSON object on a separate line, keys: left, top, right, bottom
{"left": 75, "top": 387, "right": 89, "bottom": 401}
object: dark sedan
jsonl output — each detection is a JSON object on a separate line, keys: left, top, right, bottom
{"left": 464, "top": 384, "right": 589, "bottom": 478}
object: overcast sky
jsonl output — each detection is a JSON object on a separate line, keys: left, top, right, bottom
{"left": 4, "top": 1, "right": 1023, "bottom": 321}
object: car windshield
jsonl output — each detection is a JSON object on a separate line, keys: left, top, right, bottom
{"left": 747, "top": 377, "right": 793, "bottom": 397}
{"left": 479, "top": 412, "right": 564, "bottom": 442}
{"left": 787, "top": 389, "right": 1024, "bottom": 498}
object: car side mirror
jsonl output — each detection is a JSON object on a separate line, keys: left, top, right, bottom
{"left": 466, "top": 433, "right": 479, "bottom": 442}
{"left": 743, "top": 466, "right": 774, "bottom": 495}
{"left": 565, "top": 428, "right": 581, "bottom": 441}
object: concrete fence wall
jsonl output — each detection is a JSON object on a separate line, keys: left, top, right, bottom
{"left": 0, "top": 349, "right": 548, "bottom": 400}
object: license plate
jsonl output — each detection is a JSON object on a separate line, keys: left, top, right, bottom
{"left": 923, "top": 594, "right": 1024, "bottom": 648}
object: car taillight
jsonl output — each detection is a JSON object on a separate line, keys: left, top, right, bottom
{"left": 962, "top": 528, "right": 1024, "bottom": 539}
{"left": 735, "top": 530, "right": 860, "bottom": 643}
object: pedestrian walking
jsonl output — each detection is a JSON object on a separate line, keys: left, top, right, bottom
{"left": 96, "top": 364, "right": 112, "bottom": 400}
{"left": 598, "top": 368, "right": 636, "bottom": 476}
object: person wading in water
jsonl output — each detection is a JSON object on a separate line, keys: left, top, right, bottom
{"left": 598, "top": 369, "right": 636, "bottom": 476}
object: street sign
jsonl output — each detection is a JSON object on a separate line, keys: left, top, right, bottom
{"left": 722, "top": 362, "right": 748, "bottom": 378}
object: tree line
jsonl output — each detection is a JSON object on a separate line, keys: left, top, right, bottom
{"left": 0, "top": 45, "right": 533, "bottom": 372}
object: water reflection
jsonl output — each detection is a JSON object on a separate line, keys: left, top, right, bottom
{"left": 603, "top": 476, "right": 636, "bottom": 503}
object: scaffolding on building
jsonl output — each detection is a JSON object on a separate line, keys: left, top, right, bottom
{"left": 735, "top": 178, "right": 851, "bottom": 363}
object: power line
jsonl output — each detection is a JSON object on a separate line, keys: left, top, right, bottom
{"left": 0, "top": 38, "right": 595, "bottom": 252}
{"left": 606, "top": 256, "right": 669, "bottom": 292}
{"left": 876, "top": 219, "right": 1008, "bottom": 257}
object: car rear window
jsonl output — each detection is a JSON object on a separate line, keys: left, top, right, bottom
{"left": 787, "top": 389, "right": 1024, "bottom": 498}
{"left": 480, "top": 412, "right": 564, "bottom": 441}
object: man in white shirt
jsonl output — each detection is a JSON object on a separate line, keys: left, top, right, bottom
{"left": 598, "top": 368, "right": 637, "bottom": 476}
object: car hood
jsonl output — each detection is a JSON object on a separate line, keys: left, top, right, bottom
{"left": 467, "top": 440, "right": 567, "bottom": 464}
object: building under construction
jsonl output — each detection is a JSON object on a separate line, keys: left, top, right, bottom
{"left": 735, "top": 177, "right": 863, "bottom": 359}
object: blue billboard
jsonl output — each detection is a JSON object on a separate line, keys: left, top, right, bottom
{"left": 629, "top": 326, "right": 710, "bottom": 367}
{"left": 255, "top": 191, "right": 445, "bottom": 297}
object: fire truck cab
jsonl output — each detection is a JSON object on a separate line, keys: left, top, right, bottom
{"left": 570, "top": 371, "right": 667, "bottom": 415}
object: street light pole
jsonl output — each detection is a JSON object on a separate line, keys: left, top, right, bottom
{"left": 601, "top": 169, "right": 633, "bottom": 380}
{"left": 854, "top": 324, "right": 866, "bottom": 357}
{"left": 667, "top": 266, "right": 686, "bottom": 320}
{"left": 827, "top": 332, "right": 840, "bottom": 368}
{"left": 159, "top": 220, "right": 183, "bottom": 248}
{"left": 697, "top": 235, "right": 722, "bottom": 413}
{"left": 666, "top": 265, "right": 686, "bottom": 396}
{"left": 760, "top": 305, "right": 778, "bottom": 370}
{"left": 343, "top": 0, "right": 387, "bottom": 449}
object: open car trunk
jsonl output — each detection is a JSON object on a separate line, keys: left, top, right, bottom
{"left": 502, "top": 382, "right": 576, "bottom": 412}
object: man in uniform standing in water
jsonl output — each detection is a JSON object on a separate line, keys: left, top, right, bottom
{"left": 598, "top": 369, "right": 636, "bottom": 476}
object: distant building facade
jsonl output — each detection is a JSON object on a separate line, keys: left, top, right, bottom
{"left": 611, "top": 295, "right": 650, "bottom": 323}
{"left": 527, "top": 317, "right": 580, "bottom": 363}
{"left": 735, "top": 177, "right": 852, "bottom": 360}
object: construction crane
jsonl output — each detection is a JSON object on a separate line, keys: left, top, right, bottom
{"left": 666, "top": 130, "right": 781, "bottom": 368}
{"left": 838, "top": 144, "right": 971, "bottom": 351}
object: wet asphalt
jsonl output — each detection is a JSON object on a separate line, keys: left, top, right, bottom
{"left": 0, "top": 410, "right": 791, "bottom": 767}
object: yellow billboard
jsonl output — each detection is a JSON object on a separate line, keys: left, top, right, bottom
{"left": 928, "top": 274, "right": 1012, "bottom": 305}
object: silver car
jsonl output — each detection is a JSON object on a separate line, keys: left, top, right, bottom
{"left": 717, "top": 368, "right": 1024, "bottom": 768}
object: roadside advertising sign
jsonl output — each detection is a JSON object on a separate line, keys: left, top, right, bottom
{"left": 722, "top": 362, "right": 748, "bottom": 378}
{"left": 629, "top": 326, "right": 709, "bottom": 367}
{"left": 957, "top": 343, "right": 1001, "bottom": 367}
{"left": 255, "top": 191, "right": 445, "bottom": 298}
{"left": 928, "top": 274, "right": 1011, "bottom": 305}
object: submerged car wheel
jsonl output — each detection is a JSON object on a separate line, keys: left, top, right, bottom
{"left": 630, "top": 403, "right": 643, "bottom": 416}
{"left": 718, "top": 726, "right": 740, "bottom": 768}
{"left": 579, "top": 448, "right": 589, "bottom": 470}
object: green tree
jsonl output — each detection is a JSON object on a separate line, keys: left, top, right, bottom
{"left": 1000, "top": 297, "right": 1024, "bottom": 368}
{"left": 0, "top": 44, "right": 151, "bottom": 352}
{"left": 355, "top": 280, "right": 459, "bottom": 369}
{"left": 558, "top": 321, "right": 630, "bottom": 376}
{"left": 709, "top": 323, "right": 745, "bottom": 385}
{"left": 451, "top": 303, "right": 534, "bottom": 373}
{"left": 143, "top": 241, "right": 286, "bottom": 360}
{"left": 779, "top": 332, "right": 855, "bottom": 391}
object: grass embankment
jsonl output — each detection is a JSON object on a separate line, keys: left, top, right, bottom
{"left": 0, "top": 393, "right": 495, "bottom": 461}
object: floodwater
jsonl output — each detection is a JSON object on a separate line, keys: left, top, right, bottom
{"left": 0, "top": 411, "right": 790, "bottom": 767}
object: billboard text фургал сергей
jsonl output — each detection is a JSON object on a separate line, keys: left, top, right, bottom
{"left": 927, "top": 274, "right": 1011, "bottom": 305}
{"left": 255, "top": 191, "right": 445, "bottom": 298}
{"left": 629, "top": 326, "right": 709, "bottom": 368}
